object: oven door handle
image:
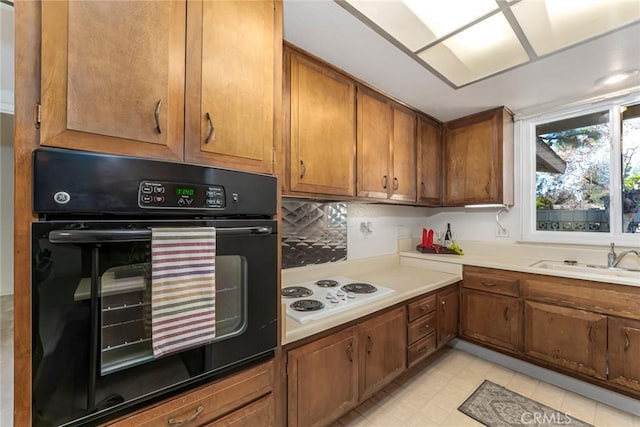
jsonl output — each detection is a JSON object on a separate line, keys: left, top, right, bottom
{"left": 48, "top": 226, "right": 273, "bottom": 244}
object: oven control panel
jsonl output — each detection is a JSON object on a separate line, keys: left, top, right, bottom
{"left": 138, "top": 181, "right": 225, "bottom": 210}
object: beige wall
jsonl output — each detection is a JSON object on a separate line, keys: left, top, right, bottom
{"left": 0, "top": 112, "right": 13, "bottom": 295}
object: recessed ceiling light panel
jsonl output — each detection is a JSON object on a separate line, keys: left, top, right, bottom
{"left": 512, "top": 0, "right": 640, "bottom": 56}
{"left": 418, "top": 13, "right": 529, "bottom": 86}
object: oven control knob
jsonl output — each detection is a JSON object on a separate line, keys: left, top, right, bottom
{"left": 336, "top": 290, "right": 345, "bottom": 297}
{"left": 347, "top": 292, "right": 356, "bottom": 299}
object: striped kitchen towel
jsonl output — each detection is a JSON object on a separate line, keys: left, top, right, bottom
{"left": 151, "top": 227, "right": 216, "bottom": 358}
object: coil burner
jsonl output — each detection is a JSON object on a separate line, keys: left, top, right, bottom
{"left": 290, "top": 299, "right": 325, "bottom": 312}
{"left": 281, "top": 286, "right": 313, "bottom": 298}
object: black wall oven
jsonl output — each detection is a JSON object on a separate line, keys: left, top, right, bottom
{"left": 31, "top": 148, "right": 278, "bottom": 426}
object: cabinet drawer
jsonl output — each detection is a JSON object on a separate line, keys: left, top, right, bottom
{"left": 407, "top": 333, "right": 436, "bottom": 367}
{"left": 108, "top": 361, "right": 273, "bottom": 427}
{"left": 463, "top": 270, "right": 519, "bottom": 297}
{"left": 407, "top": 312, "right": 436, "bottom": 345}
{"left": 206, "top": 394, "right": 274, "bottom": 427}
{"left": 408, "top": 294, "right": 436, "bottom": 322}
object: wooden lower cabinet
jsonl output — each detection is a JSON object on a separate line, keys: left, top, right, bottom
{"left": 437, "top": 286, "right": 459, "bottom": 348}
{"left": 107, "top": 361, "right": 274, "bottom": 427}
{"left": 524, "top": 301, "right": 607, "bottom": 380}
{"left": 287, "top": 328, "right": 359, "bottom": 427}
{"left": 461, "top": 290, "right": 520, "bottom": 352}
{"left": 359, "top": 307, "right": 407, "bottom": 400}
{"left": 205, "top": 395, "right": 274, "bottom": 427}
{"left": 608, "top": 317, "right": 640, "bottom": 393}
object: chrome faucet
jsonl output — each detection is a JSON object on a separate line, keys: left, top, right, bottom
{"left": 608, "top": 242, "right": 640, "bottom": 268}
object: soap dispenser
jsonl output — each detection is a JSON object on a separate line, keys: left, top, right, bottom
{"left": 608, "top": 242, "right": 616, "bottom": 268}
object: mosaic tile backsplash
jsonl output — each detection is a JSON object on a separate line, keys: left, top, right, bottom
{"left": 282, "top": 200, "right": 347, "bottom": 269}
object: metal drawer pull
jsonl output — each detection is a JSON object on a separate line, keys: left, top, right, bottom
{"left": 167, "top": 405, "right": 204, "bottom": 426}
{"left": 421, "top": 324, "right": 430, "bottom": 332}
{"left": 393, "top": 177, "right": 399, "bottom": 191}
{"left": 503, "top": 307, "right": 509, "bottom": 321}
{"left": 420, "top": 305, "right": 430, "bottom": 311}
{"left": 441, "top": 300, "right": 446, "bottom": 313}
{"left": 587, "top": 325, "right": 593, "bottom": 342}
{"left": 624, "top": 331, "right": 630, "bottom": 351}
{"left": 418, "top": 346, "right": 429, "bottom": 353}
{"left": 481, "top": 281, "right": 497, "bottom": 287}
{"left": 154, "top": 99, "right": 162, "bottom": 134}
{"left": 346, "top": 342, "right": 354, "bottom": 362}
{"left": 382, "top": 175, "right": 388, "bottom": 189}
{"left": 205, "top": 112, "right": 216, "bottom": 143}
{"left": 367, "top": 335, "right": 374, "bottom": 354}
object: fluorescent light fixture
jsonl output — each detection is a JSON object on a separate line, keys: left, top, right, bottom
{"left": 417, "top": 13, "right": 528, "bottom": 86}
{"left": 337, "top": 0, "right": 640, "bottom": 88}
{"left": 464, "top": 204, "right": 511, "bottom": 209}
{"left": 595, "top": 69, "right": 640, "bottom": 86}
{"left": 511, "top": 0, "right": 640, "bottom": 56}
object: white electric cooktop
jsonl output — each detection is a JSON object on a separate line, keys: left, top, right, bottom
{"left": 282, "top": 276, "right": 395, "bottom": 324}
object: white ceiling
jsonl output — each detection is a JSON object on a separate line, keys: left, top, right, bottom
{"left": 283, "top": 0, "right": 640, "bottom": 122}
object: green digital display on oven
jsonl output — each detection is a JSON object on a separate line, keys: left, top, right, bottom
{"left": 175, "top": 188, "right": 195, "bottom": 196}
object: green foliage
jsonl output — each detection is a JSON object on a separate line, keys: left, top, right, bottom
{"left": 624, "top": 173, "right": 640, "bottom": 191}
{"left": 536, "top": 196, "right": 553, "bottom": 210}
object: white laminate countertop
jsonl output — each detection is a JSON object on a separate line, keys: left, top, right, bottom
{"left": 282, "top": 241, "right": 640, "bottom": 345}
{"left": 399, "top": 250, "right": 640, "bottom": 288}
{"left": 282, "top": 256, "right": 461, "bottom": 345}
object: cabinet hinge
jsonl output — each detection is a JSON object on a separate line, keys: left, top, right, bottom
{"left": 34, "top": 102, "right": 41, "bottom": 129}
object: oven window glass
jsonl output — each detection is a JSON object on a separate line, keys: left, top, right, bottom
{"left": 95, "top": 251, "right": 247, "bottom": 375}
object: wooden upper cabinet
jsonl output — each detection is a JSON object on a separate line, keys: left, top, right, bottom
{"left": 357, "top": 87, "right": 416, "bottom": 201}
{"left": 286, "top": 49, "right": 356, "bottom": 196}
{"left": 391, "top": 106, "right": 417, "bottom": 201}
{"left": 444, "top": 107, "right": 513, "bottom": 206}
{"left": 40, "top": 0, "right": 186, "bottom": 160}
{"left": 185, "top": 0, "right": 278, "bottom": 173}
{"left": 357, "top": 89, "right": 392, "bottom": 199}
{"left": 417, "top": 116, "right": 443, "bottom": 206}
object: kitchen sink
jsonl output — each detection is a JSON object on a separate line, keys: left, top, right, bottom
{"left": 529, "top": 260, "right": 640, "bottom": 279}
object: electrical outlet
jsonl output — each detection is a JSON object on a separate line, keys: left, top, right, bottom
{"left": 496, "top": 223, "right": 509, "bottom": 237}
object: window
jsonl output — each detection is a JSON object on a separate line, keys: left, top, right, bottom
{"left": 521, "top": 93, "right": 640, "bottom": 245}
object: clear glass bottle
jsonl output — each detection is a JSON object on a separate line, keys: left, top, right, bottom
{"left": 444, "top": 223, "right": 452, "bottom": 248}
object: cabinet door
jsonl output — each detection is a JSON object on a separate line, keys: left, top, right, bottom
{"left": 359, "top": 307, "right": 407, "bottom": 400}
{"left": 287, "top": 328, "right": 358, "bottom": 427}
{"left": 41, "top": 1, "right": 185, "bottom": 160}
{"left": 437, "top": 287, "right": 459, "bottom": 347}
{"left": 357, "top": 88, "right": 392, "bottom": 199}
{"left": 608, "top": 317, "right": 640, "bottom": 393}
{"left": 444, "top": 108, "right": 511, "bottom": 206}
{"left": 287, "top": 52, "right": 356, "bottom": 196}
{"left": 185, "top": 0, "right": 278, "bottom": 173}
{"left": 524, "top": 301, "right": 607, "bottom": 379}
{"left": 390, "top": 106, "right": 417, "bottom": 201}
{"left": 461, "top": 290, "right": 521, "bottom": 352}
{"left": 417, "top": 117, "right": 442, "bottom": 206}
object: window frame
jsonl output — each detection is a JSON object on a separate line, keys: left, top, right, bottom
{"left": 519, "top": 91, "right": 640, "bottom": 246}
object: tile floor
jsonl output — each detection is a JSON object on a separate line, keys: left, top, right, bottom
{"left": 1, "top": 295, "right": 14, "bottom": 427}
{"left": 331, "top": 348, "right": 640, "bottom": 427}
